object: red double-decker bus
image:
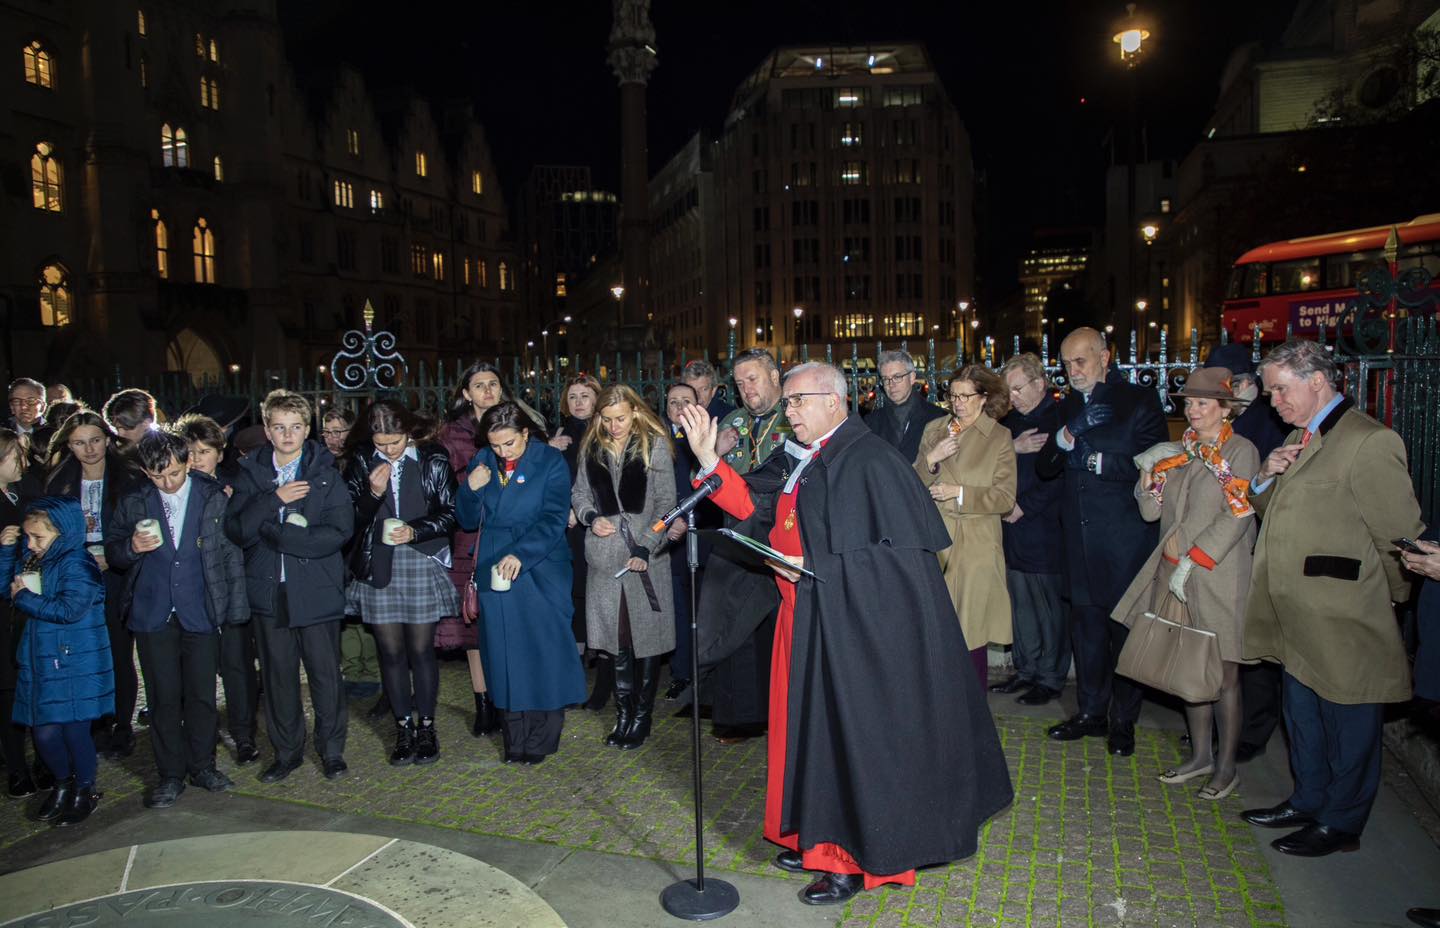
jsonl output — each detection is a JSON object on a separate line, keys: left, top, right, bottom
{"left": 1219, "top": 213, "right": 1440, "bottom": 344}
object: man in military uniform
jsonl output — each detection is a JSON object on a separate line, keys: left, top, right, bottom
{"left": 701, "top": 348, "right": 792, "bottom": 742}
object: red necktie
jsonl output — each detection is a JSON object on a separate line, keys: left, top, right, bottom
{"left": 1301, "top": 430, "right": 1313, "bottom": 448}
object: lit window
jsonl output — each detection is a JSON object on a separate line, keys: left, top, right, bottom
{"left": 192, "top": 217, "right": 215, "bottom": 283}
{"left": 1160, "top": 197, "right": 1172, "bottom": 214}
{"left": 462, "top": 257, "right": 471, "bottom": 286}
{"left": 555, "top": 272, "right": 567, "bottom": 297}
{"left": 498, "top": 261, "right": 511, "bottom": 291}
{"left": 835, "top": 87, "right": 865, "bottom": 108}
{"left": 346, "top": 128, "right": 360, "bottom": 157}
{"left": 840, "top": 161, "right": 866, "bottom": 186}
{"left": 195, "top": 33, "right": 204, "bottom": 56}
{"left": 161, "top": 125, "right": 189, "bottom": 167}
{"left": 411, "top": 244, "right": 427, "bottom": 276}
{"left": 137, "top": 9, "right": 147, "bottom": 36}
{"left": 39, "top": 263, "right": 72, "bottom": 326}
{"left": 415, "top": 151, "right": 428, "bottom": 177}
{"left": 472, "top": 170, "right": 483, "bottom": 195}
{"left": 23, "top": 40, "right": 53, "bottom": 88}
{"left": 840, "top": 122, "right": 861, "bottom": 146}
{"left": 208, "top": 38, "right": 218, "bottom": 63}
{"left": 212, "top": 156, "right": 223, "bottom": 182}
{"left": 369, "top": 189, "right": 384, "bottom": 213}
{"left": 30, "top": 141, "right": 63, "bottom": 212}
{"left": 139, "top": 53, "right": 148, "bottom": 88}
{"left": 151, "top": 209, "right": 168, "bottom": 278}
{"left": 333, "top": 180, "right": 354, "bottom": 209}
{"left": 478, "top": 259, "right": 488, "bottom": 288}
{"left": 200, "top": 77, "right": 219, "bottom": 110}
{"left": 432, "top": 251, "right": 445, "bottom": 281}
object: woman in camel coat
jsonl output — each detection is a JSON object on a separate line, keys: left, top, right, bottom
{"left": 915, "top": 364, "right": 1017, "bottom": 690}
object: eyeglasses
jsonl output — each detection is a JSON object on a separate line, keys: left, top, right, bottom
{"left": 780, "top": 393, "right": 831, "bottom": 409}
{"left": 879, "top": 372, "right": 914, "bottom": 386}
{"left": 948, "top": 391, "right": 983, "bottom": 402}
{"left": 1007, "top": 378, "right": 1040, "bottom": 396}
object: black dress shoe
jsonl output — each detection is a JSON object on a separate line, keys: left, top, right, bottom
{"left": 774, "top": 850, "right": 806, "bottom": 873}
{"left": 712, "top": 723, "right": 766, "bottom": 745}
{"left": 322, "top": 757, "right": 348, "bottom": 780}
{"left": 1271, "top": 823, "right": 1359, "bottom": 857}
{"left": 663, "top": 678, "right": 691, "bottom": 700}
{"left": 257, "top": 759, "right": 302, "bottom": 784}
{"left": 235, "top": 742, "right": 260, "bottom": 766}
{"left": 522, "top": 753, "right": 545, "bottom": 766}
{"left": 502, "top": 751, "right": 524, "bottom": 764}
{"left": 1017, "top": 685, "right": 1060, "bottom": 706}
{"left": 1408, "top": 906, "right": 1440, "bottom": 928}
{"left": 989, "top": 676, "right": 1032, "bottom": 695}
{"left": 55, "top": 786, "right": 99, "bottom": 827}
{"left": 800, "top": 872, "right": 863, "bottom": 906}
{"left": 37, "top": 778, "right": 75, "bottom": 822}
{"left": 32, "top": 761, "right": 55, "bottom": 791}
{"left": 8, "top": 773, "right": 37, "bottom": 798}
{"left": 1048, "top": 714, "right": 1107, "bottom": 741}
{"left": 1241, "top": 801, "right": 1315, "bottom": 829}
{"left": 137, "top": 707, "right": 151, "bottom": 727}
{"left": 189, "top": 767, "right": 234, "bottom": 792}
{"left": 1107, "top": 723, "right": 1136, "bottom": 757}
{"left": 143, "top": 778, "right": 186, "bottom": 809}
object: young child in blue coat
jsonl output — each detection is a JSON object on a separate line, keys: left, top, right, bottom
{"left": 0, "top": 496, "right": 114, "bottom": 826}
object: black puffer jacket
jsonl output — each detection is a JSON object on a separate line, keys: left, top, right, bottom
{"left": 344, "top": 442, "right": 457, "bottom": 586}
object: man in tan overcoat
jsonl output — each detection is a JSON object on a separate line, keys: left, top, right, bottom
{"left": 1238, "top": 339, "right": 1423, "bottom": 858}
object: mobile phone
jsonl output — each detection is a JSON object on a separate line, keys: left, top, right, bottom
{"left": 1393, "top": 537, "right": 1425, "bottom": 554}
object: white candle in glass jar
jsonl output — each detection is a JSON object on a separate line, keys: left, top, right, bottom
{"left": 17, "top": 571, "right": 41, "bottom": 594}
{"left": 489, "top": 564, "right": 511, "bottom": 592}
{"left": 382, "top": 518, "right": 406, "bottom": 545}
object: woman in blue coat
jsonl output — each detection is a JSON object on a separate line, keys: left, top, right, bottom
{"left": 456, "top": 403, "right": 585, "bottom": 765}
{"left": 0, "top": 496, "right": 114, "bottom": 826}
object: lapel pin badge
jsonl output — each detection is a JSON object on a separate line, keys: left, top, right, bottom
{"left": 516, "top": 474, "right": 526, "bottom": 485}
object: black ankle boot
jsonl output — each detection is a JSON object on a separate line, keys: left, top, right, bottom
{"left": 604, "top": 651, "right": 636, "bottom": 746}
{"left": 414, "top": 718, "right": 439, "bottom": 765}
{"left": 37, "top": 777, "right": 75, "bottom": 822}
{"left": 56, "top": 785, "right": 99, "bottom": 827}
{"left": 389, "top": 719, "right": 415, "bottom": 766}
{"left": 472, "top": 692, "right": 500, "bottom": 737}
{"left": 586, "top": 655, "right": 615, "bottom": 712}
{"left": 620, "top": 656, "right": 663, "bottom": 750}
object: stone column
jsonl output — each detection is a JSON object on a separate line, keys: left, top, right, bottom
{"left": 607, "top": 0, "right": 657, "bottom": 332}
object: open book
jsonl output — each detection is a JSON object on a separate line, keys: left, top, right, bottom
{"left": 716, "top": 528, "right": 824, "bottom": 582}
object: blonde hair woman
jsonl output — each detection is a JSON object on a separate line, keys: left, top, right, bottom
{"left": 570, "top": 386, "right": 676, "bottom": 749}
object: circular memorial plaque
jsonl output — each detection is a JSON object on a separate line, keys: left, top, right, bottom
{"left": 9, "top": 881, "right": 409, "bottom": 927}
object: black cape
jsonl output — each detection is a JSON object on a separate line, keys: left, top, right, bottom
{"left": 725, "top": 415, "right": 1014, "bottom": 875}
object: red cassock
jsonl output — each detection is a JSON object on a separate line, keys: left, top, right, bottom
{"left": 705, "top": 457, "right": 916, "bottom": 890}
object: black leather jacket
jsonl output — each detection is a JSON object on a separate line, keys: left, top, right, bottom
{"left": 343, "top": 441, "right": 457, "bottom": 583}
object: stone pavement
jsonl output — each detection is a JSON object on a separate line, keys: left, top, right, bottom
{"left": 1, "top": 660, "right": 1437, "bottom": 927}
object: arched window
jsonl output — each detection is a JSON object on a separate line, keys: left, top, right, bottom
{"left": 23, "top": 40, "right": 53, "bottom": 88}
{"left": 151, "top": 209, "right": 168, "bottom": 278}
{"left": 174, "top": 128, "right": 188, "bottom": 166}
{"left": 38, "top": 262, "right": 72, "bottom": 326}
{"left": 30, "top": 141, "right": 62, "bottom": 212}
{"left": 137, "top": 9, "right": 147, "bottom": 36}
{"left": 212, "top": 156, "right": 223, "bottom": 182}
{"left": 498, "top": 261, "right": 511, "bottom": 291}
{"left": 200, "top": 76, "right": 219, "bottom": 110}
{"left": 193, "top": 217, "right": 215, "bottom": 283}
{"left": 208, "top": 38, "right": 218, "bottom": 63}
{"left": 162, "top": 125, "right": 189, "bottom": 168}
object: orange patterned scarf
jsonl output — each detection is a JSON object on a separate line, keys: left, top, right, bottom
{"left": 1149, "top": 421, "right": 1253, "bottom": 518}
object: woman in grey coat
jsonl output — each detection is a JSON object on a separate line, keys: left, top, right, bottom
{"left": 571, "top": 385, "right": 677, "bottom": 750}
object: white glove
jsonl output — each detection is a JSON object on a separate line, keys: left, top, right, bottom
{"left": 1169, "top": 555, "right": 1196, "bottom": 604}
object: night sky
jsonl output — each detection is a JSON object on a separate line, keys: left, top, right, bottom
{"left": 283, "top": 0, "right": 1295, "bottom": 299}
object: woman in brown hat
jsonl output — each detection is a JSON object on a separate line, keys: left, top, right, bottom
{"left": 1113, "top": 367, "right": 1260, "bottom": 800}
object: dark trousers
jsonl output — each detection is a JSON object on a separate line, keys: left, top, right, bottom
{"left": 668, "top": 555, "right": 694, "bottom": 682}
{"left": 503, "top": 709, "right": 565, "bottom": 758}
{"left": 1007, "top": 570, "right": 1070, "bottom": 691}
{"left": 252, "top": 588, "right": 347, "bottom": 764}
{"left": 219, "top": 621, "right": 259, "bottom": 744}
{"left": 710, "top": 609, "right": 776, "bottom": 728}
{"left": 1283, "top": 671, "right": 1383, "bottom": 834}
{"left": 1070, "top": 602, "right": 1143, "bottom": 724}
{"left": 103, "top": 571, "right": 138, "bottom": 728}
{"left": 1240, "top": 660, "right": 1284, "bottom": 752}
{"left": 0, "top": 688, "right": 29, "bottom": 774}
{"left": 134, "top": 617, "right": 221, "bottom": 780}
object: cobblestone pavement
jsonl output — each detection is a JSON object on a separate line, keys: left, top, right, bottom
{"left": 0, "top": 662, "right": 1287, "bottom": 928}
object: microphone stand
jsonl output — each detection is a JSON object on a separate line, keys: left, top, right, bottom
{"left": 660, "top": 517, "right": 739, "bottom": 920}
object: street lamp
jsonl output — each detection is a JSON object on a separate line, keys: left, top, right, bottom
{"left": 1135, "top": 299, "right": 1148, "bottom": 358}
{"left": 1111, "top": 3, "right": 1151, "bottom": 68}
{"left": 1140, "top": 222, "right": 1159, "bottom": 244}
{"left": 793, "top": 306, "right": 805, "bottom": 355}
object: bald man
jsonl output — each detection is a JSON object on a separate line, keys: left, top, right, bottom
{"left": 1035, "top": 327, "right": 1167, "bottom": 756}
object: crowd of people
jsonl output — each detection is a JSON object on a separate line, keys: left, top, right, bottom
{"left": 0, "top": 328, "right": 1435, "bottom": 910}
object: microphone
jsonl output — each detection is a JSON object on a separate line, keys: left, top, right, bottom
{"left": 652, "top": 473, "right": 722, "bottom": 533}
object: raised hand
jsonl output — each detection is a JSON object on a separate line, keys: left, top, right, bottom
{"left": 467, "top": 462, "right": 492, "bottom": 491}
{"left": 1065, "top": 402, "right": 1114, "bottom": 439}
{"left": 368, "top": 461, "right": 392, "bottom": 497}
{"left": 1258, "top": 443, "right": 1304, "bottom": 480}
{"left": 677, "top": 405, "right": 720, "bottom": 471}
{"left": 0, "top": 525, "right": 18, "bottom": 547}
{"left": 926, "top": 435, "right": 961, "bottom": 470}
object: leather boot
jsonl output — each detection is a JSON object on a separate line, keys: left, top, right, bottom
{"left": 56, "top": 785, "right": 99, "bottom": 827}
{"left": 472, "top": 692, "right": 500, "bottom": 737}
{"left": 604, "top": 650, "right": 636, "bottom": 746}
{"left": 37, "top": 777, "right": 75, "bottom": 823}
{"left": 389, "top": 719, "right": 415, "bottom": 766}
{"left": 620, "top": 656, "right": 663, "bottom": 750}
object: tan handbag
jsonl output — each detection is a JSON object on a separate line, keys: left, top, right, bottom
{"left": 1117, "top": 591, "right": 1223, "bottom": 703}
